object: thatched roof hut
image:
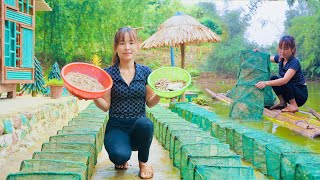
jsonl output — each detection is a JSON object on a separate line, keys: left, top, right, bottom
{"left": 141, "top": 13, "right": 220, "bottom": 69}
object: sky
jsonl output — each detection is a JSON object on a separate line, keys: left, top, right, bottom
{"left": 181, "top": 0, "right": 289, "bottom": 46}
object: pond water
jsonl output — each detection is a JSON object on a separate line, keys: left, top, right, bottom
{"left": 302, "top": 82, "right": 320, "bottom": 112}
{"left": 206, "top": 81, "right": 320, "bottom": 153}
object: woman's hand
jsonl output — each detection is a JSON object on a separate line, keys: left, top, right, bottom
{"left": 255, "top": 81, "right": 267, "bottom": 89}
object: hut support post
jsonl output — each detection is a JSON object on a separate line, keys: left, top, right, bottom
{"left": 180, "top": 44, "right": 185, "bottom": 69}
{"left": 180, "top": 43, "right": 186, "bottom": 102}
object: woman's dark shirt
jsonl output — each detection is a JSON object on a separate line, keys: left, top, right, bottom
{"left": 274, "top": 55, "right": 306, "bottom": 85}
{"left": 104, "top": 63, "right": 152, "bottom": 119}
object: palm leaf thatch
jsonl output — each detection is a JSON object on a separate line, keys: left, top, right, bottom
{"left": 141, "top": 14, "right": 220, "bottom": 49}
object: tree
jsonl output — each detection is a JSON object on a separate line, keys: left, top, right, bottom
{"left": 48, "top": 62, "right": 62, "bottom": 80}
{"left": 286, "top": 0, "right": 320, "bottom": 78}
{"left": 22, "top": 57, "right": 47, "bottom": 95}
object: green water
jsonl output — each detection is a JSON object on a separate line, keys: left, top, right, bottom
{"left": 302, "top": 82, "right": 320, "bottom": 112}
{"left": 206, "top": 82, "right": 320, "bottom": 153}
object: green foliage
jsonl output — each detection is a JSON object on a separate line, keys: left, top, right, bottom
{"left": 200, "top": 18, "right": 222, "bottom": 34}
{"left": 193, "top": 98, "right": 208, "bottom": 106}
{"left": 48, "top": 62, "right": 61, "bottom": 80}
{"left": 35, "top": 0, "right": 182, "bottom": 69}
{"left": 203, "top": 36, "right": 250, "bottom": 77}
{"left": 46, "top": 79, "right": 64, "bottom": 86}
{"left": 287, "top": 0, "right": 320, "bottom": 78}
{"left": 188, "top": 2, "right": 222, "bottom": 35}
{"left": 147, "top": 61, "right": 162, "bottom": 70}
{"left": 187, "top": 67, "right": 200, "bottom": 77}
{"left": 140, "top": 0, "right": 182, "bottom": 40}
{"left": 22, "top": 57, "right": 47, "bottom": 94}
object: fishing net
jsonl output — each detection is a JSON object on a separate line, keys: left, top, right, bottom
{"left": 230, "top": 50, "right": 275, "bottom": 121}
{"left": 252, "top": 135, "right": 284, "bottom": 174}
{"left": 169, "top": 130, "right": 211, "bottom": 159}
{"left": 6, "top": 172, "right": 82, "bottom": 180}
{"left": 194, "top": 165, "right": 255, "bottom": 180}
{"left": 32, "top": 150, "right": 93, "bottom": 178}
{"left": 295, "top": 163, "right": 320, "bottom": 180}
{"left": 163, "top": 123, "right": 199, "bottom": 149}
{"left": 153, "top": 118, "right": 184, "bottom": 142}
{"left": 76, "top": 113, "right": 108, "bottom": 119}
{"left": 180, "top": 143, "right": 233, "bottom": 171}
{"left": 169, "top": 100, "right": 320, "bottom": 180}
{"left": 49, "top": 134, "right": 98, "bottom": 154}
{"left": 19, "top": 159, "right": 87, "bottom": 180}
{"left": 242, "top": 131, "right": 268, "bottom": 163}
{"left": 181, "top": 155, "right": 242, "bottom": 180}
{"left": 224, "top": 124, "right": 244, "bottom": 149}
{"left": 265, "top": 142, "right": 314, "bottom": 179}
{"left": 67, "top": 120, "right": 106, "bottom": 136}
{"left": 280, "top": 152, "right": 320, "bottom": 179}
{"left": 61, "top": 125, "right": 103, "bottom": 152}
{"left": 41, "top": 142, "right": 96, "bottom": 164}
{"left": 172, "top": 135, "right": 220, "bottom": 168}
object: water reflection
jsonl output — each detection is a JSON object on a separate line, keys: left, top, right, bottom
{"left": 302, "top": 82, "right": 320, "bottom": 112}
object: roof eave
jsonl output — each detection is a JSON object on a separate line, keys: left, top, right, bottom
{"left": 35, "top": 0, "right": 52, "bottom": 12}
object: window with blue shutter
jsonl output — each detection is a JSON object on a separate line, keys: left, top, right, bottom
{"left": 21, "top": 28, "right": 33, "bottom": 68}
{"left": 18, "top": 0, "right": 34, "bottom": 15}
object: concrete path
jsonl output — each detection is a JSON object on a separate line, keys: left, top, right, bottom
{"left": 92, "top": 138, "right": 180, "bottom": 180}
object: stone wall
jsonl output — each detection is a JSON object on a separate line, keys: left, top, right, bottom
{"left": 0, "top": 97, "right": 79, "bottom": 156}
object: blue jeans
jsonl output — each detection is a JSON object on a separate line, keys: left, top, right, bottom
{"left": 104, "top": 116, "right": 154, "bottom": 165}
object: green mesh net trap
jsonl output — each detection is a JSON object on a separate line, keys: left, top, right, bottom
{"left": 169, "top": 131, "right": 211, "bottom": 159}
{"left": 6, "top": 103, "right": 105, "bottom": 180}
{"left": 252, "top": 135, "right": 284, "bottom": 174}
{"left": 266, "top": 142, "right": 313, "bottom": 179}
{"left": 157, "top": 119, "right": 186, "bottom": 143}
{"left": 169, "top": 101, "right": 320, "bottom": 180}
{"left": 76, "top": 113, "right": 108, "bottom": 119}
{"left": 280, "top": 152, "right": 320, "bottom": 180}
{"left": 230, "top": 50, "right": 275, "bottom": 121}
{"left": 71, "top": 116, "right": 108, "bottom": 123}
{"left": 232, "top": 127, "right": 256, "bottom": 155}
{"left": 295, "top": 163, "right": 320, "bottom": 180}
{"left": 49, "top": 133, "right": 98, "bottom": 157}
{"left": 41, "top": 142, "right": 96, "bottom": 164}
{"left": 215, "top": 122, "right": 238, "bottom": 143}
{"left": 61, "top": 125, "right": 103, "bottom": 152}
{"left": 163, "top": 123, "right": 199, "bottom": 149}
{"left": 172, "top": 135, "right": 220, "bottom": 168}
{"left": 181, "top": 155, "right": 242, "bottom": 180}
{"left": 180, "top": 143, "right": 233, "bottom": 171}
{"left": 171, "top": 103, "right": 223, "bottom": 132}
{"left": 242, "top": 131, "right": 268, "bottom": 163}
{"left": 68, "top": 119, "right": 106, "bottom": 133}
{"left": 224, "top": 124, "right": 244, "bottom": 149}
{"left": 194, "top": 165, "right": 255, "bottom": 180}
{"left": 32, "top": 150, "right": 93, "bottom": 178}
{"left": 6, "top": 172, "right": 82, "bottom": 180}
{"left": 19, "top": 159, "right": 87, "bottom": 180}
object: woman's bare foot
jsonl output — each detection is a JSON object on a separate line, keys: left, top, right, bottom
{"left": 115, "top": 162, "right": 128, "bottom": 170}
{"left": 139, "top": 162, "right": 153, "bottom": 179}
{"left": 269, "top": 103, "right": 287, "bottom": 110}
{"left": 281, "top": 105, "right": 298, "bottom": 113}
